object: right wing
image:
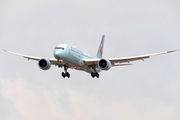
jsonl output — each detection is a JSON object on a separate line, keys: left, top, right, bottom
{"left": 109, "top": 49, "right": 178, "bottom": 66}
{"left": 83, "top": 49, "right": 178, "bottom": 66}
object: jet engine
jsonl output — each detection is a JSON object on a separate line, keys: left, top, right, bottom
{"left": 38, "top": 58, "right": 51, "bottom": 70}
{"left": 98, "top": 58, "right": 112, "bottom": 70}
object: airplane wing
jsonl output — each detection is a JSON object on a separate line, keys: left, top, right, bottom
{"left": 3, "top": 50, "right": 60, "bottom": 65}
{"left": 83, "top": 49, "right": 178, "bottom": 66}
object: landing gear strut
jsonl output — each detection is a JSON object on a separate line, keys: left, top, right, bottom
{"left": 91, "top": 65, "right": 99, "bottom": 78}
{"left": 62, "top": 65, "right": 70, "bottom": 78}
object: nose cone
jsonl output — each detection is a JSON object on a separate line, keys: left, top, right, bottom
{"left": 54, "top": 44, "right": 68, "bottom": 60}
{"left": 54, "top": 49, "right": 61, "bottom": 59}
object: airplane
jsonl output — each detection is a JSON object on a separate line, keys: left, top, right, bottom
{"left": 4, "top": 35, "right": 178, "bottom": 78}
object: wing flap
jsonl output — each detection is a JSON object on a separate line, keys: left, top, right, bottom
{"left": 109, "top": 56, "right": 149, "bottom": 64}
{"left": 113, "top": 63, "right": 132, "bottom": 66}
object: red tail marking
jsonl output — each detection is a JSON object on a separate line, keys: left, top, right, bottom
{"left": 100, "top": 47, "right": 103, "bottom": 57}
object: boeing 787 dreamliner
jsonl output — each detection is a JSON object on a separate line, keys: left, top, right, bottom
{"left": 4, "top": 35, "right": 178, "bottom": 78}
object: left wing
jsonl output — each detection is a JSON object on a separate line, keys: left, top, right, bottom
{"left": 3, "top": 50, "right": 60, "bottom": 65}
{"left": 83, "top": 49, "right": 178, "bottom": 66}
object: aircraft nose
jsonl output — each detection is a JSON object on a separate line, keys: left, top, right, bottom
{"left": 54, "top": 49, "right": 60, "bottom": 59}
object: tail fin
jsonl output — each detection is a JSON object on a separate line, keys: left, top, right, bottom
{"left": 97, "top": 35, "right": 105, "bottom": 58}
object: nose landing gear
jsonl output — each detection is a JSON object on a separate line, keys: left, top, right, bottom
{"left": 58, "top": 64, "right": 62, "bottom": 68}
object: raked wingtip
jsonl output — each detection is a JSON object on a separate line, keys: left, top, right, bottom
{"left": 167, "top": 49, "right": 179, "bottom": 53}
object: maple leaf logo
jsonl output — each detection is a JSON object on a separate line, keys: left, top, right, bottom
{"left": 100, "top": 47, "right": 103, "bottom": 57}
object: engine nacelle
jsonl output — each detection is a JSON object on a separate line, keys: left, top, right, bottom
{"left": 98, "top": 58, "right": 112, "bottom": 70}
{"left": 38, "top": 58, "right": 51, "bottom": 70}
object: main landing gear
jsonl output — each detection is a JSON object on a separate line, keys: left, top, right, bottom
{"left": 91, "top": 72, "right": 99, "bottom": 78}
{"left": 62, "top": 72, "right": 70, "bottom": 78}
{"left": 91, "top": 65, "right": 99, "bottom": 78}
{"left": 61, "top": 65, "right": 70, "bottom": 78}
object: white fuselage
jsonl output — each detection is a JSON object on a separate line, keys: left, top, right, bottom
{"left": 54, "top": 44, "right": 101, "bottom": 73}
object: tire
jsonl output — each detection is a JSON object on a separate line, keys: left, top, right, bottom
{"left": 97, "top": 73, "right": 99, "bottom": 78}
{"left": 91, "top": 72, "right": 94, "bottom": 78}
{"left": 62, "top": 72, "right": 65, "bottom": 78}
{"left": 67, "top": 72, "right": 70, "bottom": 78}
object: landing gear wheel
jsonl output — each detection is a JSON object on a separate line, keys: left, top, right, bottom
{"left": 91, "top": 72, "right": 99, "bottom": 78}
{"left": 66, "top": 72, "right": 70, "bottom": 78}
{"left": 58, "top": 64, "right": 62, "bottom": 68}
{"left": 91, "top": 72, "right": 94, "bottom": 78}
{"left": 62, "top": 72, "right": 70, "bottom": 78}
{"left": 61, "top": 65, "right": 70, "bottom": 78}
{"left": 62, "top": 72, "right": 65, "bottom": 78}
{"left": 96, "top": 73, "right": 99, "bottom": 78}
{"left": 91, "top": 65, "right": 99, "bottom": 78}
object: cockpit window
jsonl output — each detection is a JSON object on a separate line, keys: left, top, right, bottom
{"left": 55, "top": 47, "right": 64, "bottom": 50}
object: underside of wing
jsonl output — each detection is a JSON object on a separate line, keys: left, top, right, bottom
{"left": 109, "top": 49, "right": 178, "bottom": 66}
{"left": 4, "top": 50, "right": 61, "bottom": 66}
{"left": 83, "top": 59, "right": 100, "bottom": 66}
{"left": 83, "top": 49, "right": 178, "bottom": 67}
{"left": 4, "top": 49, "right": 42, "bottom": 60}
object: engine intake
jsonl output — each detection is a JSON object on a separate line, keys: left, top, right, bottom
{"left": 38, "top": 58, "right": 51, "bottom": 70}
{"left": 98, "top": 58, "right": 112, "bottom": 70}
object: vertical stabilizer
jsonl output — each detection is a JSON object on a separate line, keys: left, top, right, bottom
{"left": 97, "top": 35, "right": 105, "bottom": 58}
